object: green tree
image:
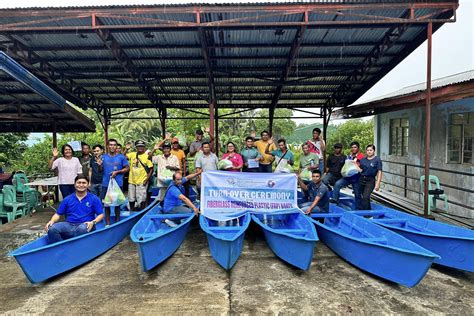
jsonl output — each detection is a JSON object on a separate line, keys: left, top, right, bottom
{"left": 327, "top": 119, "right": 374, "bottom": 156}
{"left": 254, "top": 108, "right": 296, "bottom": 141}
{"left": 0, "top": 133, "right": 28, "bottom": 170}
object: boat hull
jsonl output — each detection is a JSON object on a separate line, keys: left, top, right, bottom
{"left": 311, "top": 210, "right": 438, "bottom": 287}
{"left": 340, "top": 193, "right": 474, "bottom": 272}
{"left": 252, "top": 211, "right": 318, "bottom": 270}
{"left": 10, "top": 206, "right": 150, "bottom": 284}
{"left": 131, "top": 209, "right": 194, "bottom": 272}
{"left": 360, "top": 205, "right": 474, "bottom": 272}
{"left": 382, "top": 227, "right": 474, "bottom": 272}
{"left": 200, "top": 213, "right": 251, "bottom": 270}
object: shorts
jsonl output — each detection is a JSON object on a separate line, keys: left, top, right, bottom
{"left": 128, "top": 183, "right": 148, "bottom": 204}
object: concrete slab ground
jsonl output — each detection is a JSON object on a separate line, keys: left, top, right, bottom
{"left": 1, "top": 208, "right": 473, "bottom": 314}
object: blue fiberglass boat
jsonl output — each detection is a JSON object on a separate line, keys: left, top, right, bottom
{"left": 337, "top": 193, "right": 474, "bottom": 272}
{"left": 130, "top": 205, "right": 194, "bottom": 271}
{"left": 352, "top": 206, "right": 474, "bottom": 272}
{"left": 200, "top": 213, "right": 251, "bottom": 270}
{"left": 9, "top": 203, "right": 151, "bottom": 284}
{"left": 310, "top": 206, "right": 439, "bottom": 287}
{"left": 252, "top": 210, "right": 318, "bottom": 270}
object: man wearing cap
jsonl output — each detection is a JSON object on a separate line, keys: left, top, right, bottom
{"left": 189, "top": 128, "right": 215, "bottom": 157}
{"left": 126, "top": 140, "right": 154, "bottom": 211}
{"left": 322, "top": 143, "right": 346, "bottom": 188}
{"left": 171, "top": 137, "right": 186, "bottom": 174}
{"left": 152, "top": 142, "right": 180, "bottom": 200}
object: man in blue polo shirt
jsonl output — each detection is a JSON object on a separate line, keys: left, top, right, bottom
{"left": 100, "top": 138, "right": 129, "bottom": 226}
{"left": 297, "top": 170, "right": 330, "bottom": 214}
{"left": 45, "top": 175, "right": 104, "bottom": 243}
{"left": 163, "top": 170, "right": 201, "bottom": 215}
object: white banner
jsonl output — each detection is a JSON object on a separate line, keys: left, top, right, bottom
{"left": 200, "top": 170, "right": 298, "bottom": 221}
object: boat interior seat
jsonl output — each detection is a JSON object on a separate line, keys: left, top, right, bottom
{"left": 148, "top": 214, "right": 190, "bottom": 220}
{"left": 208, "top": 226, "right": 240, "bottom": 231}
{"left": 276, "top": 229, "right": 307, "bottom": 234}
{"left": 138, "top": 233, "right": 163, "bottom": 239}
{"left": 373, "top": 218, "right": 407, "bottom": 225}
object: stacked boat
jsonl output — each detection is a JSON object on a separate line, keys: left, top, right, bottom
{"left": 200, "top": 213, "right": 251, "bottom": 270}
{"left": 309, "top": 206, "right": 439, "bottom": 287}
{"left": 336, "top": 194, "right": 474, "bottom": 272}
{"left": 252, "top": 211, "right": 318, "bottom": 270}
{"left": 9, "top": 202, "right": 155, "bottom": 283}
{"left": 131, "top": 208, "right": 194, "bottom": 271}
{"left": 9, "top": 190, "right": 473, "bottom": 287}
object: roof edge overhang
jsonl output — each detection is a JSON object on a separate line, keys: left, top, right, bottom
{"left": 0, "top": 52, "right": 96, "bottom": 132}
{"left": 336, "top": 79, "right": 474, "bottom": 118}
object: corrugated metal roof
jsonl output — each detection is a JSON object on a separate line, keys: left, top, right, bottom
{"left": 358, "top": 70, "right": 474, "bottom": 104}
{"left": 0, "top": 1, "right": 459, "bottom": 112}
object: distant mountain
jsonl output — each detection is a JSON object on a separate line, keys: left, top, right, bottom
{"left": 286, "top": 122, "right": 335, "bottom": 144}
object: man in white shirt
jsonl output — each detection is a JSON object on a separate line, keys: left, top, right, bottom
{"left": 152, "top": 142, "right": 180, "bottom": 200}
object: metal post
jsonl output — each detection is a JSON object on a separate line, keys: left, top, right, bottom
{"left": 269, "top": 107, "right": 275, "bottom": 136}
{"left": 52, "top": 122, "right": 57, "bottom": 148}
{"left": 103, "top": 107, "right": 109, "bottom": 149}
{"left": 209, "top": 101, "right": 215, "bottom": 152}
{"left": 215, "top": 105, "right": 219, "bottom": 154}
{"left": 322, "top": 107, "right": 328, "bottom": 167}
{"left": 159, "top": 107, "right": 167, "bottom": 137}
{"left": 404, "top": 164, "right": 408, "bottom": 198}
{"left": 423, "top": 22, "right": 433, "bottom": 218}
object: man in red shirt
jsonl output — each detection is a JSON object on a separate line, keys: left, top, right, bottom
{"left": 331, "top": 141, "right": 365, "bottom": 209}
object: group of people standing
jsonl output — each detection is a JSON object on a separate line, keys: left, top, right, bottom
{"left": 45, "top": 127, "right": 382, "bottom": 242}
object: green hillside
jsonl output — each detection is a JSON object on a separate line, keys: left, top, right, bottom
{"left": 286, "top": 122, "right": 336, "bottom": 144}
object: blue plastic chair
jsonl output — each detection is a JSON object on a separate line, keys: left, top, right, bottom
{"left": 420, "top": 175, "right": 448, "bottom": 213}
{"left": 2, "top": 185, "right": 26, "bottom": 220}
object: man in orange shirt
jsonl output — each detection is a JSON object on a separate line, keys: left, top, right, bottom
{"left": 171, "top": 137, "right": 186, "bottom": 174}
{"left": 255, "top": 131, "right": 277, "bottom": 173}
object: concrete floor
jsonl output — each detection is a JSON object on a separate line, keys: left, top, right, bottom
{"left": 1, "top": 208, "right": 473, "bottom": 314}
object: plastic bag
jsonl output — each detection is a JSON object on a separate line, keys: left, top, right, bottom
{"left": 104, "top": 178, "right": 127, "bottom": 206}
{"left": 299, "top": 169, "right": 312, "bottom": 181}
{"left": 158, "top": 168, "right": 174, "bottom": 186}
{"left": 341, "top": 159, "right": 359, "bottom": 178}
{"left": 218, "top": 159, "right": 233, "bottom": 170}
{"left": 275, "top": 158, "right": 293, "bottom": 173}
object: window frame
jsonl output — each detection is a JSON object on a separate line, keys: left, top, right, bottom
{"left": 389, "top": 117, "right": 409, "bottom": 157}
{"left": 446, "top": 111, "right": 473, "bottom": 165}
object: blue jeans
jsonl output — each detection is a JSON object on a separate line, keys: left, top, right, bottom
{"left": 318, "top": 159, "right": 325, "bottom": 174}
{"left": 90, "top": 183, "right": 102, "bottom": 197}
{"left": 59, "top": 184, "right": 75, "bottom": 199}
{"left": 299, "top": 201, "right": 326, "bottom": 213}
{"left": 333, "top": 175, "right": 361, "bottom": 209}
{"left": 322, "top": 172, "right": 340, "bottom": 187}
{"left": 166, "top": 205, "right": 193, "bottom": 214}
{"left": 259, "top": 163, "right": 273, "bottom": 173}
{"left": 47, "top": 222, "right": 91, "bottom": 243}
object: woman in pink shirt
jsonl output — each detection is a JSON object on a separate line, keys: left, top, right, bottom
{"left": 222, "top": 142, "right": 243, "bottom": 172}
{"left": 48, "top": 144, "right": 83, "bottom": 198}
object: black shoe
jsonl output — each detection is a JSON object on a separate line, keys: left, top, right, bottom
{"left": 329, "top": 198, "right": 339, "bottom": 205}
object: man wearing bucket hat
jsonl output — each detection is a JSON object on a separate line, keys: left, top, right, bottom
{"left": 151, "top": 142, "right": 180, "bottom": 200}
{"left": 125, "top": 140, "right": 153, "bottom": 211}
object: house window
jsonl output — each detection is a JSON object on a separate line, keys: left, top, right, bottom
{"left": 447, "top": 112, "right": 473, "bottom": 164}
{"left": 390, "top": 118, "right": 409, "bottom": 156}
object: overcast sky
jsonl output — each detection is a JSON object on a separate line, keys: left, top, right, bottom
{"left": 1, "top": 0, "right": 472, "bottom": 127}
